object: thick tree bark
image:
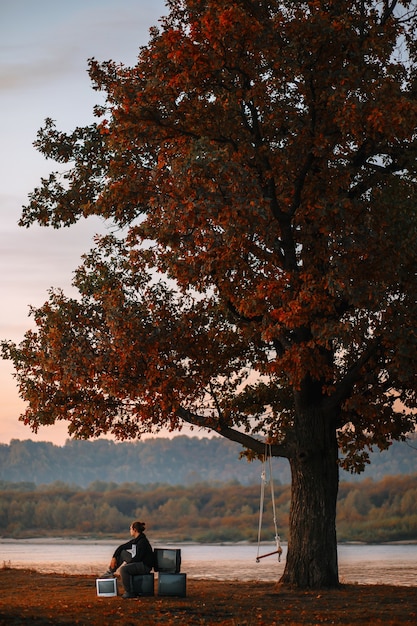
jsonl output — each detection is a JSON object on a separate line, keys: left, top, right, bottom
{"left": 280, "top": 404, "right": 340, "bottom": 588}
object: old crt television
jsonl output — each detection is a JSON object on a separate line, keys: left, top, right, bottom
{"left": 158, "top": 572, "right": 186, "bottom": 597}
{"left": 96, "top": 577, "right": 118, "bottom": 597}
{"left": 154, "top": 548, "right": 181, "bottom": 573}
{"left": 132, "top": 573, "right": 154, "bottom": 596}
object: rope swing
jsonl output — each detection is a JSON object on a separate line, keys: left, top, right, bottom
{"left": 256, "top": 443, "right": 283, "bottom": 563}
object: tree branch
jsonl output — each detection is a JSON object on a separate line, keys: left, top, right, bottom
{"left": 381, "top": 0, "right": 398, "bottom": 25}
{"left": 324, "top": 338, "right": 382, "bottom": 416}
{"left": 177, "top": 406, "right": 290, "bottom": 458}
{"left": 289, "top": 152, "right": 315, "bottom": 217}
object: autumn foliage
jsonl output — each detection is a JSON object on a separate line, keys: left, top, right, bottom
{"left": 2, "top": 0, "right": 417, "bottom": 587}
{"left": 1, "top": 475, "right": 417, "bottom": 545}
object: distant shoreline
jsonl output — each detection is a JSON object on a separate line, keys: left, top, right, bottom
{"left": 2, "top": 536, "right": 417, "bottom": 544}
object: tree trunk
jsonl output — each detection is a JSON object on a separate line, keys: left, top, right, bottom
{"left": 280, "top": 404, "right": 340, "bottom": 588}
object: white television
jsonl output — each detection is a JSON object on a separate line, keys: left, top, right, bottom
{"left": 96, "top": 577, "right": 118, "bottom": 597}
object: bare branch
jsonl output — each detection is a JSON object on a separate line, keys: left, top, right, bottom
{"left": 177, "top": 406, "right": 290, "bottom": 458}
{"left": 380, "top": 1, "right": 398, "bottom": 24}
{"left": 324, "top": 338, "right": 382, "bottom": 416}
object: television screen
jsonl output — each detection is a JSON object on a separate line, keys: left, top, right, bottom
{"left": 96, "top": 577, "right": 118, "bottom": 597}
{"left": 154, "top": 548, "right": 181, "bottom": 573}
{"left": 158, "top": 572, "right": 186, "bottom": 597}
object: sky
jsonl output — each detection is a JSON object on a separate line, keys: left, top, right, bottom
{"left": 0, "top": 0, "right": 168, "bottom": 445}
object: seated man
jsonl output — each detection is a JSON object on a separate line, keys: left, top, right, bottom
{"left": 102, "top": 520, "right": 154, "bottom": 598}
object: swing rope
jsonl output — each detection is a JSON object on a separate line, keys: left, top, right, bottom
{"left": 256, "top": 466, "right": 266, "bottom": 560}
{"left": 256, "top": 443, "right": 283, "bottom": 563}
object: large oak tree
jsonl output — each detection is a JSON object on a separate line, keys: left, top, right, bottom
{"left": 2, "top": 0, "right": 417, "bottom": 588}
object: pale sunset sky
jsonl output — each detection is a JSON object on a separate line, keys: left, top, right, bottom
{"left": 0, "top": 0, "right": 167, "bottom": 444}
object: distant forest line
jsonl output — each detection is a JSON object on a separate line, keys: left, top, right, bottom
{"left": 1, "top": 435, "right": 417, "bottom": 487}
{"left": 1, "top": 474, "right": 417, "bottom": 544}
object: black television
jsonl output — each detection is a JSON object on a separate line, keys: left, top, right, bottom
{"left": 158, "top": 572, "right": 186, "bottom": 597}
{"left": 131, "top": 573, "right": 154, "bottom": 596}
{"left": 153, "top": 548, "right": 181, "bottom": 573}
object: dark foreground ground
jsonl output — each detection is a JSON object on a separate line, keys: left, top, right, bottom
{"left": 1, "top": 567, "right": 416, "bottom": 625}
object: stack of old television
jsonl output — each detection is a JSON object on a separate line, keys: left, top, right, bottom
{"left": 154, "top": 547, "right": 184, "bottom": 596}
{"left": 96, "top": 548, "right": 185, "bottom": 598}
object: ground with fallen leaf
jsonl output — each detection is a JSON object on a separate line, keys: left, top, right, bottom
{"left": 1, "top": 568, "right": 416, "bottom": 625}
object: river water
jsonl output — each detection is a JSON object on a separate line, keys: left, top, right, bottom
{"left": 1, "top": 540, "right": 416, "bottom": 586}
